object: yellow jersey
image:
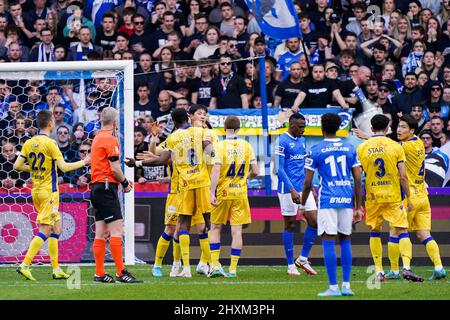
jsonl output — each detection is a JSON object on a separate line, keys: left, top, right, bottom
{"left": 159, "top": 139, "right": 178, "bottom": 195}
{"left": 19, "top": 134, "right": 63, "bottom": 193}
{"left": 166, "top": 126, "right": 211, "bottom": 191}
{"left": 357, "top": 135, "right": 406, "bottom": 203}
{"left": 401, "top": 136, "right": 428, "bottom": 198}
{"left": 213, "top": 137, "right": 256, "bottom": 201}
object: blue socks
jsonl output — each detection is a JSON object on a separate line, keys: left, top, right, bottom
{"left": 322, "top": 239, "right": 338, "bottom": 286}
{"left": 282, "top": 230, "right": 294, "bottom": 265}
{"left": 301, "top": 226, "right": 317, "bottom": 258}
{"left": 340, "top": 239, "right": 352, "bottom": 283}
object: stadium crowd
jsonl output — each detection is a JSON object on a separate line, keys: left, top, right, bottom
{"left": 1, "top": 0, "right": 450, "bottom": 188}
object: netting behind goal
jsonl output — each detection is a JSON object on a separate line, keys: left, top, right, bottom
{"left": 0, "top": 61, "right": 135, "bottom": 266}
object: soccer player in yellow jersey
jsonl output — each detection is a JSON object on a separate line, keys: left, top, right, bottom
{"left": 13, "top": 110, "right": 90, "bottom": 281}
{"left": 209, "top": 116, "right": 259, "bottom": 277}
{"left": 357, "top": 114, "right": 423, "bottom": 282}
{"left": 127, "top": 107, "right": 213, "bottom": 277}
{"left": 385, "top": 115, "right": 446, "bottom": 280}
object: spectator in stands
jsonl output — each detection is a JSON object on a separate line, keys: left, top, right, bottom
{"left": 117, "top": 7, "right": 136, "bottom": 36}
{"left": 337, "top": 49, "right": 355, "bottom": 82}
{"left": 431, "top": 116, "right": 446, "bottom": 147}
{"left": 392, "top": 72, "right": 424, "bottom": 116}
{"left": 134, "top": 126, "right": 149, "bottom": 183}
{"left": 233, "top": 16, "right": 249, "bottom": 56}
{"left": 218, "top": 1, "right": 235, "bottom": 37}
{"left": 375, "top": 81, "right": 394, "bottom": 114}
{"left": 427, "top": 81, "right": 444, "bottom": 107}
{"left": 71, "top": 122, "right": 87, "bottom": 149}
{"left": 135, "top": 82, "right": 157, "bottom": 118}
{"left": 130, "top": 13, "right": 151, "bottom": 54}
{"left": 185, "top": 0, "right": 202, "bottom": 35}
{"left": 192, "top": 59, "right": 213, "bottom": 106}
{"left": 29, "top": 28, "right": 56, "bottom": 62}
{"left": 70, "top": 142, "right": 91, "bottom": 188}
{"left": 193, "top": 25, "right": 220, "bottom": 60}
{"left": 291, "top": 64, "right": 349, "bottom": 111}
{"left": 0, "top": 97, "right": 22, "bottom": 133}
{"left": 22, "top": 85, "right": 46, "bottom": 116}
{"left": 67, "top": 26, "right": 102, "bottom": 61}
{"left": 210, "top": 54, "right": 249, "bottom": 109}
{"left": 55, "top": 124, "right": 77, "bottom": 183}
{"left": 274, "top": 62, "right": 303, "bottom": 109}
{"left": 0, "top": 141, "right": 29, "bottom": 189}
{"left": 111, "top": 32, "right": 131, "bottom": 56}
{"left": 254, "top": 59, "right": 279, "bottom": 106}
{"left": 325, "top": 62, "right": 339, "bottom": 80}
{"left": 152, "top": 90, "right": 173, "bottom": 120}
{"left": 95, "top": 12, "right": 118, "bottom": 52}
{"left": 410, "top": 103, "right": 430, "bottom": 133}
{"left": 62, "top": 1, "right": 96, "bottom": 41}
{"left": 298, "top": 12, "right": 317, "bottom": 54}
{"left": 4, "top": 42, "right": 26, "bottom": 62}
{"left": 0, "top": 25, "right": 30, "bottom": 62}
{"left": 54, "top": 44, "right": 67, "bottom": 61}
{"left": 3, "top": 114, "right": 30, "bottom": 150}
{"left": 420, "top": 129, "right": 449, "bottom": 187}
{"left": 419, "top": 51, "right": 444, "bottom": 81}
{"left": 208, "top": 0, "right": 245, "bottom": 25}
{"left": 276, "top": 37, "right": 305, "bottom": 81}
{"left": 50, "top": 105, "right": 72, "bottom": 140}
{"left": 149, "top": 11, "right": 177, "bottom": 54}
{"left": 184, "top": 13, "right": 209, "bottom": 57}
{"left": 365, "top": 78, "right": 379, "bottom": 103}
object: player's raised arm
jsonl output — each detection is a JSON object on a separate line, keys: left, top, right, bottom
{"left": 56, "top": 153, "right": 90, "bottom": 172}
{"left": 126, "top": 149, "right": 171, "bottom": 168}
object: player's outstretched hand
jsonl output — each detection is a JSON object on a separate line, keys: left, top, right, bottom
{"left": 124, "top": 179, "right": 134, "bottom": 193}
{"left": 290, "top": 189, "right": 301, "bottom": 204}
{"left": 353, "top": 208, "right": 364, "bottom": 224}
{"left": 351, "top": 128, "right": 369, "bottom": 140}
{"left": 83, "top": 154, "right": 91, "bottom": 166}
{"left": 125, "top": 157, "right": 136, "bottom": 167}
{"left": 210, "top": 193, "right": 218, "bottom": 207}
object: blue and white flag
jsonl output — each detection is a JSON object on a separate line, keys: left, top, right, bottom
{"left": 245, "top": 0, "right": 301, "bottom": 40}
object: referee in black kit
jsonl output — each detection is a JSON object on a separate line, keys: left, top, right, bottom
{"left": 90, "top": 106, "right": 141, "bottom": 283}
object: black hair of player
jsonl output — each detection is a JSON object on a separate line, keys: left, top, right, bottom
{"left": 399, "top": 114, "right": 419, "bottom": 134}
{"left": 371, "top": 114, "right": 390, "bottom": 132}
{"left": 171, "top": 107, "right": 189, "bottom": 126}
{"left": 37, "top": 110, "right": 53, "bottom": 129}
{"left": 321, "top": 113, "right": 342, "bottom": 135}
{"left": 188, "top": 104, "right": 208, "bottom": 115}
{"left": 289, "top": 112, "right": 306, "bottom": 124}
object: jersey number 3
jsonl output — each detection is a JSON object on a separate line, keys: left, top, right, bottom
{"left": 374, "top": 158, "right": 385, "bottom": 178}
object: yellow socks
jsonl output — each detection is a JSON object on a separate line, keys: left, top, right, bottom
{"left": 48, "top": 233, "right": 60, "bottom": 269}
{"left": 179, "top": 231, "right": 190, "bottom": 267}
{"left": 423, "top": 237, "right": 443, "bottom": 269}
{"left": 229, "top": 248, "right": 241, "bottom": 274}
{"left": 399, "top": 233, "right": 412, "bottom": 269}
{"left": 154, "top": 232, "right": 172, "bottom": 267}
{"left": 369, "top": 232, "right": 383, "bottom": 273}
{"left": 173, "top": 237, "right": 181, "bottom": 263}
{"left": 388, "top": 236, "right": 400, "bottom": 273}
{"left": 198, "top": 233, "right": 211, "bottom": 265}
{"left": 23, "top": 232, "right": 47, "bottom": 266}
{"left": 210, "top": 243, "right": 221, "bottom": 268}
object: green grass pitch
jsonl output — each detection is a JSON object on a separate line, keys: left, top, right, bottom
{"left": 1, "top": 265, "right": 448, "bottom": 300}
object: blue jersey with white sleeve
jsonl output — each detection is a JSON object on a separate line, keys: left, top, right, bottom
{"left": 275, "top": 132, "right": 308, "bottom": 194}
{"left": 305, "top": 138, "right": 360, "bottom": 209}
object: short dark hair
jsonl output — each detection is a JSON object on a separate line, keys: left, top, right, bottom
{"left": 188, "top": 104, "right": 208, "bottom": 115}
{"left": 37, "top": 110, "right": 53, "bottom": 129}
{"left": 102, "top": 12, "right": 115, "bottom": 21}
{"left": 405, "top": 72, "right": 418, "bottom": 79}
{"left": 321, "top": 113, "right": 342, "bottom": 135}
{"left": 399, "top": 114, "right": 419, "bottom": 134}
{"left": 224, "top": 116, "right": 241, "bottom": 131}
{"left": 371, "top": 114, "right": 390, "bottom": 132}
{"left": 134, "top": 126, "right": 147, "bottom": 136}
{"left": 289, "top": 112, "right": 306, "bottom": 124}
{"left": 373, "top": 43, "right": 387, "bottom": 52}
{"left": 171, "top": 107, "right": 189, "bottom": 125}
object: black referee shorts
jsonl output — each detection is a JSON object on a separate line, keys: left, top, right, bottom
{"left": 90, "top": 182, "right": 123, "bottom": 223}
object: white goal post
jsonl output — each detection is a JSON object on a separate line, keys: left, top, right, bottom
{"left": 0, "top": 60, "right": 135, "bottom": 265}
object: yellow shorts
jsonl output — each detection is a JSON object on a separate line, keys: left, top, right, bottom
{"left": 32, "top": 191, "right": 61, "bottom": 226}
{"left": 406, "top": 197, "right": 431, "bottom": 231}
{"left": 365, "top": 201, "right": 408, "bottom": 231}
{"left": 165, "top": 193, "right": 206, "bottom": 226}
{"left": 211, "top": 198, "right": 251, "bottom": 226}
{"left": 177, "top": 187, "right": 210, "bottom": 216}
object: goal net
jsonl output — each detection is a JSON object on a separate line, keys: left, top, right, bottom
{"left": 0, "top": 61, "right": 135, "bottom": 266}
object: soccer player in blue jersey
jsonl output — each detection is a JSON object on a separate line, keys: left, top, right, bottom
{"left": 275, "top": 113, "right": 319, "bottom": 276}
{"left": 300, "top": 113, "right": 363, "bottom": 296}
